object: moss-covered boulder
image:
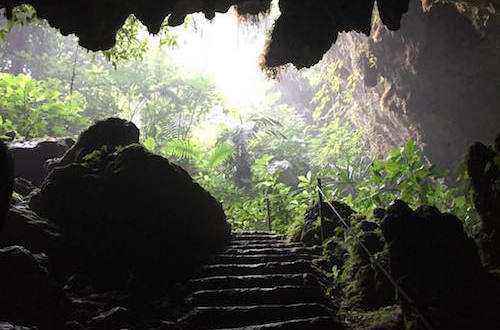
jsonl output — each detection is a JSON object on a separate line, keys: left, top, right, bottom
{"left": 338, "top": 216, "right": 395, "bottom": 311}
{"left": 297, "top": 200, "right": 395, "bottom": 311}
{"left": 297, "top": 200, "right": 355, "bottom": 246}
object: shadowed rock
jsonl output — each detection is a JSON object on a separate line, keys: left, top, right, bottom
{"left": 467, "top": 134, "right": 500, "bottom": 267}
{"left": 9, "top": 138, "right": 73, "bottom": 186}
{"left": 48, "top": 117, "right": 139, "bottom": 170}
{"left": 31, "top": 139, "right": 229, "bottom": 291}
{"left": 0, "top": 0, "right": 409, "bottom": 69}
{"left": 0, "top": 246, "right": 68, "bottom": 329}
{"left": 381, "top": 200, "right": 500, "bottom": 329}
{"left": 0, "top": 141, "right": 13, "bottom": 231}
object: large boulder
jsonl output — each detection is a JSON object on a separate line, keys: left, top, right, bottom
{"left": 0, "top": 245, "right": 67, "bottom": 329}
{"left": 381, "top": 200, "right": 500, "bottom": 329}
{"left": 0, "top": 141, "right": 14, "bottom": 230}
{"left": 9, "top": 138, "right": 74, "bottom": 186}
{"left": 467, "top": 134, "right": 500, "bottom": 268}
{"left": 48, "top": 117, "right": 139, "bottom": 170}
{"left": 30, "top": 143, "right": 230, "bottom": 291}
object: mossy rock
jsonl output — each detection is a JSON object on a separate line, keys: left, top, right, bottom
{"left": 343, "top": 305, "right": 403, "bottom": 330}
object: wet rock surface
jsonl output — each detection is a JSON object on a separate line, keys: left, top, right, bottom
{"left": 381, "top": 200, "right": 500, "bottom": 329}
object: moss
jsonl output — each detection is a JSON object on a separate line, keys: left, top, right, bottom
{"left": 342, "top": 305, "right": 403, "bottom": 330}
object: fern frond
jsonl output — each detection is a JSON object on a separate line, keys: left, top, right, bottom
{"left": 163, "top": 139, "right": 198, "bottom": 160}
{"left": 208, "top": 143, "right": 235, "bottom": 169}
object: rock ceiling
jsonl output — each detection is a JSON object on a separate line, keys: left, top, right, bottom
{"left": 0, "top": 0, "right": 411, "bottom": 68}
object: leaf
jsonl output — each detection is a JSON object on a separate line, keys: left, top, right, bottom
{"left": 405, "top": 140, "right": 419, "bottom": 163}
{"left": 143, "top": 136, "right": 157, "bottom": 151}
{"left": 388, "top": 147, "right": 401, "bottom": 160}
{"left": 163, "top": 139, "right": 198, "bottom": 160}
{"left": 208, "top": 143, "right": 235, "bottom": 169}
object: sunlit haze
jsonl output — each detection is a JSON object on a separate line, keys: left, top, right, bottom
{"left": 169, "top": 8, "right": 279, "bottom": 114}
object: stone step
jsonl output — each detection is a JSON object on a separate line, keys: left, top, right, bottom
{"left": 212, "top": 254, "right": 316, "bottom": 264}
{"left": 223, "top": 246, "right": 321, "bottom": 256}
{"left": 187, "top": 286, "right": 328, "bottom": 307}
{"left": 178, "top": 303, "right": 334, "bottom": 329}
{"left": 219, "top": 316, "right": 339, "bottom": 330}
{"left": 187, "top": 273, "right": 320, "bottom": 291}
{"left": 229, "top": 239, "right": 292, "bottom": 245}
{"left": 231, "top": 236, "right": 284, "bottom": 242}
{"left": 199, "top": 260, "right": 312, "bottom": 277}
{"left": 232, "top": 231, "right": 279, "bottom": 236}
{"left": 227, "top": 242, "right": 304, "bottom": 249}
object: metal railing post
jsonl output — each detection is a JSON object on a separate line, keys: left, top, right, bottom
{"left": 317, "top": 178, "right": 325, "bottom": 243}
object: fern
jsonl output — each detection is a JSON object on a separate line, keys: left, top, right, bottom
{"left": 208, "top": 143, "right": 235, "bottom": 169}
{"left": 163, "top": 139, "right": 198, "bottom": 160}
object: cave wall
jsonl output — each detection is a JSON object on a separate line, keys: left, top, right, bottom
{"left": 362, "top": 0, "right": 500, "bottom": 171}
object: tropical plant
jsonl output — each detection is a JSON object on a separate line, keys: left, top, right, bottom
{"left": 0, "top": 73, "right": 88, "bottom": 138}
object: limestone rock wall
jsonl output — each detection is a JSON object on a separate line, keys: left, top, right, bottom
{"left": 361, "top": 0, "right": 500, "bottom": 171}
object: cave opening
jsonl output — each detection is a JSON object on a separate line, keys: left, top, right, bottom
{"left": 0, "top": 0, "right": 499, "bottom": 329}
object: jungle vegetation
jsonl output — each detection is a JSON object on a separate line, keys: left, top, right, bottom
{"left": 0, "top": 5, "right": 480, "bottom": 240}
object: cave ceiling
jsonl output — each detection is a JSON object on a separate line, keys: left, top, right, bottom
{"left": 0, "top": 0, "right": 413, "bottom": 69}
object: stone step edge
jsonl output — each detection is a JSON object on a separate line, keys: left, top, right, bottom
{"left": 209, "top": 316, "right": 336, "bottom": 330}
{"left": 189, "top": 284, "right": 324, "bottom": 295}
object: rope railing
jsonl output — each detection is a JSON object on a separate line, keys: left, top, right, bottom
{"left": 316, "top": 181, "right": 433, "bottom": 330}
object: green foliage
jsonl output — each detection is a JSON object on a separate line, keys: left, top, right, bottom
{"left": 0, "top": 73, "right": 88, "bottom": 138}
{"left": 208, "top": 143, "right": 235, "bottom": 169}
{"left": 163, "top": 139, "right": 198, "bottom": 160}
{"left": 0, "top": 5, "right": 36, "bottom": 41}
{"left": 143, "top": 136, "right": 157, "bottom": 151}
{"left": 0, "top": 11, "right": 481, "bottom": 240}
{"left": 343, "top": 140, "right": 479, "bottom": 229}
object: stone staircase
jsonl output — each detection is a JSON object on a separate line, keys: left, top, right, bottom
{"left": 177, "top": 231, "right": 341, "bottom": 330}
